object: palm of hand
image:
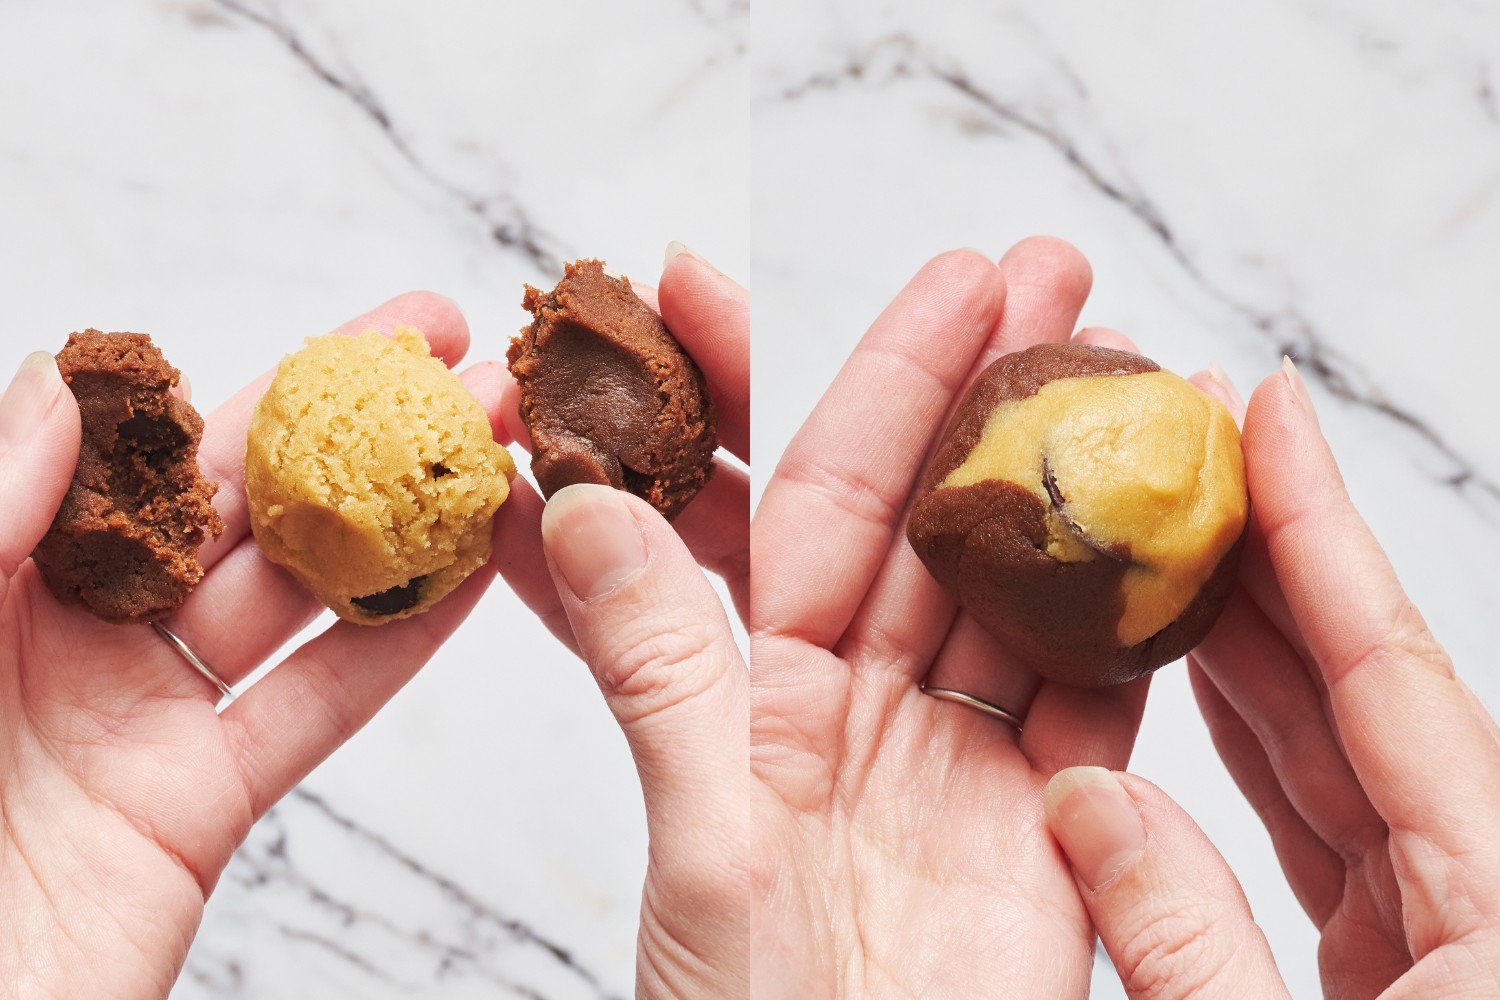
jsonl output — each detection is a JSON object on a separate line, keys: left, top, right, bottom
{"left": 754, "top": 643, "right": 1093, "bottom": 997}
{"left": 2, "top": 578, "right": 247, "bottom": 994}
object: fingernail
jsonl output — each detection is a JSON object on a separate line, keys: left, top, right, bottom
{"left": 541, "top": 484, "right": 648, "bottom": 601}
{"left": 1207, "top": 361, "right": 1244, "bottom": 413}
{"left": 1281, "top": 356, "right": 1317, "bottom": 422}
{"left": 0, "top": 352, "right": 65, "bottom": 451}
{"left": 1044, "top": 766, "right": 1146, "bottom": 890}
{"left": 173, "top": 372, "right": 192, "bottom": 403}
{"left": 664, "top": 241, "right": 697, "bottom": 268}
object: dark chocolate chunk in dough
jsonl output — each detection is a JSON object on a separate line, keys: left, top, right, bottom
{"left": 507, "top": 259, "right": 717, "bottom": 520}
{"left": 351, "top": 576, "right": 426, "bottom": 616}
{"left": 31, "top": 331, "right": 223, "bottom": 624}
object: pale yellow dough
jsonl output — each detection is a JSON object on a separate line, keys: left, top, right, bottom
{"left": 943, "top": 369, "right": 1247, "bottom": 646}
{"left": 246, "top": 328, "right": 515, "bottom": 625}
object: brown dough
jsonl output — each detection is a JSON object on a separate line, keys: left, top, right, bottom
{"left": 32, "top": 331, "right": 223, "bottom": 624}
{"left": 507, "top": 259, "right": 716, "bottom": 520}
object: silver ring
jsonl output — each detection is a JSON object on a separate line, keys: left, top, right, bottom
{"left": 922, "top": 685, "right": 1024, "bottom": 730}
{"left": 152, "top": 622, "right": 233, "bottom": 702}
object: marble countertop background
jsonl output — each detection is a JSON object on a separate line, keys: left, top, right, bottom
{"left": 4, "top": 0, "right": 1499, "bottom": 996}
{"left": 753, "top": 1, "right": 1498, "bottom": 997}
{"left": 0, "top": 1, "right": 746, "bottom": 997}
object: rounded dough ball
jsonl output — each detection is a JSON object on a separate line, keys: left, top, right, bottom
{"left": 246, "top": 328, "right": 515, "bottom": 625}
{"left": 907, "top": 343, "right": 1248, "bottom": 687}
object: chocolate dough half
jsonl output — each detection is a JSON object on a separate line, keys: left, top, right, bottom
{"left": 508, "top": 259, "right": 716, "bottom": 520}
{"left": 32, "top": 331, "right": 223, "bottom": 624}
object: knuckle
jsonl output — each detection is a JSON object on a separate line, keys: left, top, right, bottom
{"left": 1382, "top": 599, "right": 1453, "bottom": 677}
{"left": 650, "top": 843, "right": 750, "bottom": 921}
{"left": 775, "top": 452, "right": 902, "bottom": 533}
{"left": 593, "top": 618, "right": 730, "bottom": 719}
{"left": 1115, "top": 902, "right": 1235, "bottom": 999}
{"left": 1340, "top": 598, "right": 1453, "bottom": 683}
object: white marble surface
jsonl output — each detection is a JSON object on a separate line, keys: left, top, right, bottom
{"left": 0, "top": 1, "right": 746, "bottom": 997}
{"left": 5, "top": 0, "right": 1500, "bottom": 995}
{"left": 753, "top": 1, "right": 1499, "bottom": 997}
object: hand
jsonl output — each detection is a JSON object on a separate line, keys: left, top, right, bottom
{"left": 750, "top": 239, "right": 1240, "bottom": 996}
{"left": 0, "top": 295, "right": 509, "bottom": 999}
{"left": 489, "top": 246, "right": 750, "bottom": 999}
{"left": 1042, "top": 361, "right": 1500, "bottom": 997}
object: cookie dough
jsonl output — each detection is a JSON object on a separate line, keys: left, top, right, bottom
{"left": 507, "top": 259, "right": 716, "bottom": 520}
{"left": 32, "top": 331, "right": 223, "bottom": 624}
{"left": 907, "top": 343, "right": 1248, "bottom": 687}
{"left": 245, "top": 328, "right": 515, "bottom": 625}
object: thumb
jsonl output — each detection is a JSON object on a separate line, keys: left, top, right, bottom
{"left": 0, "top": 351, "right": 80, "bottom": 596}
{"left": 1044, "top": 767, "right": 1290, "bottom": 1000}
{"left": 539, "top": 485, "right": 747, "bottom": 951}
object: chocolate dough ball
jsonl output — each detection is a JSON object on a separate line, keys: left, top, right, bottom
{"left": 907, "top": 343, "right": 1249, "bottom": 687}
{"left": 507, "top": 259, "right": 716, "bottom": 520}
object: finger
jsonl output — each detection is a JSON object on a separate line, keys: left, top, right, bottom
{"left": 836, "top": 236, "right": 1095, "bottom": 680}
{"left": 225, "top": 562, "right": 494, "bottom": 818}
{"left": 1192, "top": 589, "right": 1384, "bottom": 869}
{"left": 910, "top": 615, "right": 1034, "bottom": 741}
{"left": 495, "top": 363, "right": 528, "bottom": 454}
{"left": 659, "top": 243, "right": 749, "bottom": 461}
{"left": 195, "top": 292, "right": 473, "bottom": 570}
{"left": 1188, "top": 658, "right": 1345, "bottom": 925}
{"left": 162, "top": 360, "right": 512, "bottom": 689}
{"left": 1045, "top": 767, "right": 1291, "bottom": 999}
{"left": 917, "top": 607, "right": 1027, "bottom": 700}
{"left": 471, "top": 361, "right": 582, "bottom": 654}
{"left": 1188, "top": 367, "right": 1246, "bottom": 425}
{"left": 670, "top": 463, "right": 750, "bottom": 622}
{"left": 1195, "top": 660, "right": 1411, "bottom": 1000}
{"left": 0, "top": 352, "right": 80, "bottom": 601}
{"left": 540, "top": 484, "right": 746, "bottom": 867}
{"left": 1246, "top": 360, "right": 1500, "bottom": 939}
{"left": 620, "top": 277, "right": 660, "bottom": 313}
{"left": 754, "top": 250, "right": 1005, "bottom": 649}
{"left": 1196, "top": 362, "right": 1326, "bottom": 727}
{"left": 1071, "top": 325, "right": 1137, "bottom": 352}
{"left": 491, "top": 478, "right": 575, "bottom": 652}
{"left": 1019, "top": 677, "right": 1151, "bottom": 775}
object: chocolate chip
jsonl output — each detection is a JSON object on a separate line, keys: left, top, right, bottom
{"left": 351, "top": 576, "right": 426, "bottom": 616}
{"left": 1041, "top": 455, "right": 1132, "bottom": 564}
{"left": 431, "top": 462, "right": 452, "bottom": 478}
{"left": 1041, "top": 455, "right": 1068, "bottom": 509}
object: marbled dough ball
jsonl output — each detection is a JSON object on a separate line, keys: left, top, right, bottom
{"left": 907, "top": 343, "right": 1249, "bottom": 687}
{"left": 246, "top": 328, "right": 515, "bottom": 625}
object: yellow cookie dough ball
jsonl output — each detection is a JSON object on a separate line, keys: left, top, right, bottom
{"left": 246, "top": 328, "right": 515, "bottom": 625}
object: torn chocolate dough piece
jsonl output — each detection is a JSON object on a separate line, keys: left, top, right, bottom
{"left": 31, "top": 331, "right": 223, "bottom": 624}
{"left": 508, "top": 259, "right": 717, "bottom": 520}
{"left": 907, "top": 343, "right": 1249, "bottom": 688}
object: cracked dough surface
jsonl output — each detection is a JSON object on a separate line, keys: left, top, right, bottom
{"left": 245, "top": 328, "right": 514, "bottom": 625}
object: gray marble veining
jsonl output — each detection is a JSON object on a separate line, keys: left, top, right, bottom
{"left": 2, "top": 0, "right": 747, "bottom": 996}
